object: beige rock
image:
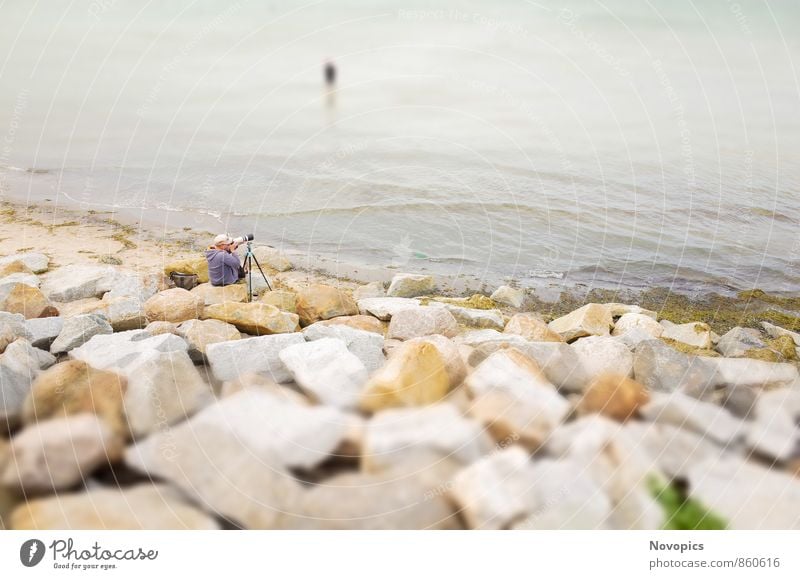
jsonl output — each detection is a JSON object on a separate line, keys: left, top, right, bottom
{"left": 387, "top": 306, "right": 459, "bottom": 340}
{"left": 548, "top": 303, "right": 613, "bottom": 342}
{"left": 259, "top": 289, "right": 297, "bottom": 312}
{"left": 220, "top": 372, "right": 309, "bottom": 404}
{"left": 490, "top": 285, "right": 525, "bottom": 308}
{"left": 578, "top": 373, "right": 650, "bottom": 422}
{"left": 251, "top": 245, "right": 293, "bottom": 272}
{"left": 22, "top": 360, "right": 128, "bottom": 438}
{"left": 203, "top": 302, "right": 299, "bottom": 335}
{"left": 0, "top": 261, "right": 33, "bottom": 278}
{"left": 11, "top": 484, "right": 219, "bottom": 530}
{"left": 0, "top": 324, "right": 16, "bottom": 354}
{"left": 360, "top": 341, "right": 451, "bottom": 412}
{"left": 606, "top": 303, "right": 657, "bottom": 319}
{"left": 164, "top": 256, "right": 209, "bottom": 283}
{"left": 295, "top": 284, "right": 358, "bottom": 325}
{"left": 177, "top": 318, "right": 240, "bottom": 361}
{"left": 387, "top": 273, "right": 436, "bottom": 298}
{"left": 319, "top": 314, "right": 384, "bottom": 335}
{"left": 406, "top": 334, "right": 468, "bottom": 387}
{"left": 144, "top": 321, "right": 179, "bottom": 335}
{"left": 612, "top": 313, "right": 664, "bottom": 339}
{"left": 144, "top": 288, "right": 203, "bottom": 324}
{"left": 504, "top": 313, "right": 563, "bottom": 342}
{"left": 190, "top": 282, "right": 248, "bottom": 306}
{"left": 0, "top": 283, "right": 58, "bottom": 319}
{"left": 353, "top": 281, "right": 385, "bottom": 301}
{"left": 66, "top": 296, "right": 146, "bottom": 331}
{"left": 661, "top": 321, "right": 713, "bottom": 349}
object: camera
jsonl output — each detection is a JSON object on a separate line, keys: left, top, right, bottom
{"left": 232, "top": 233, "right": 254, "bottom": 244}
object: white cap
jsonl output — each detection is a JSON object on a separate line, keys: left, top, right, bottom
{"left": 213, "top": 233, "right": 232, "bottom": 246}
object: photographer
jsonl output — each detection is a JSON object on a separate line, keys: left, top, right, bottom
{"left": 205, "top": 234, "right": 246, "bottom": 287}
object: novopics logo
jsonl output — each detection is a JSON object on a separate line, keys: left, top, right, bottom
{"left": 19, "top": 539, "right": 46, "bottom": 567}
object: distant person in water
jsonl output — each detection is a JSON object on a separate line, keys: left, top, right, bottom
{"left": 324, "top": 59, "right": 336, "bottom": 88}
{"left": 205, "top": 233, "right": 245, "bottom": 286}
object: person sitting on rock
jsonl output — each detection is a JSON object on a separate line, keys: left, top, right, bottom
{"left": 205, "top": 234, "right": 245, "bottom": 286}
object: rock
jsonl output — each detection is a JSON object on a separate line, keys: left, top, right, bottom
{"left": 123, "top": 350, "right": 214, "bottom": 437}
{"left": 0, "top": 324, "right": 15, "bottom": 354}
{"left": 406, "top": 334, "right": 467, "bottom": 387}
{"left": 578, "top": 373, "right": 650, "bottom": 422}
{"left": 22, "top": 360, "right": 128, "bottom": 437}
{"left": 357, "top": 297, "right": 420, "bottom": 320}
{"left": 190, "top": 282, "right": 248, "bottom": 306}
{"left": 641, "top": 391, "right": 744, "bottom": 445}
{"left": 57, "top": 294, "right": 146, "bottom": 332}
{"left": 572, "top": 335, "right": 634, "bottom": 380}
{"left": 49, "top": 313, "right": 113, "bottom": 355}
{"left": 220, "top": 372, "right": 309, "bottom": 404}
{"left": 206, "top": 332, "right": 305, "bottom": 383}
{"left": 0, "top": 260, "right": 33, "bottom": 277}
{"left": 203, "top": 301, "right": 299, "bottom": 335}
{"left": 454, "top": 328, "right": 526, "bottom": 348}
{"left": 688, "top": 458, "right": 800, "bottom": 529}
{"left": 164, "top": 256, "right": 209, "bottom": 284}
{"left": 102, "top": 271, "right": 163, "bottom": 302}
{"left": 745, "top": 388, "right": 800, "bottom": 462}
{"left": 633, "top": 339, "right": 718, "bottom": 397}
{"left": 39, "top": 265, "right": 120, "bottom": 301}
{"left": 548, "top": 303, "right": 613, "bottom": 342}
{"left": 0, "top": 252, "right": 48, "bottom": 274}
{"left": 0, "top": 311, "right": 30, "bottom": 338}
{"left": 11, "top": 484, "right": 219, "bottom": 530}
{"left": 0, "top": 339, "right": 57, "bottom": 427}
{"left": 490, "top": 285, "right": 524, "bottom": 308}
{"left": 761, "top": 321, "right": 800, "bottom": 346}
{"left": 721, "top": 384, "right": 759, "bottom": 419}
{"left": 294, "top": 284, "right": 357, "bottom": 326}
{"left": 353, "top": 281, "right": 385, "bottom": 301}
{"left": 0, "top": 283, "right": 57, "bottom": 318}
{"left": 612, "top": 313, "right": 664, "bottom": 339}
{"left": 386, "top": 273, "right": 435, "bottom": 298}
{"left": 705, "top": 357, "right": 798, "bottom": 388}
{"left": 1, "top": 318, "right": 32, "bottom": 353}
{"left": 503, "top": 313, "right": 563, "bottom": 342}
{"left": 0, "top": 272, "right": 39, "bottom": 288}
{"left": 318, "top": 314, "right": 384, "bottom": 335}
{"left": 435, "top": 303, "right": 504, "bottom": 330}
{"left": 279, "top": 338, "right": 368, "bottom": 409}
{"left": 144, "top": 321, "right": 179, "bottom": 335}
{"left": 1, "top": 414, "right": 120, "bottom": 491}
{"left": 606, "top": 303, "right": 657, "bottom": 319}
{"left": 360, "top": 341, "right": 451, "bottom": 412}
{"left": 144, "top": 288, "right": 203, "bottom": 324}
{"left": 303, "top": 323, "right": 385, "bottom": 372}
{"left": 259, "top": 289, "right": 297, "bottom": 312}
{"left": 177, "top": 318, "right": 240, "bottom": 362}
{"left": 128, "top": 389, "right": 347, "bottom": 471}
{"left": 22, "top": 317, "right": 62, "bottom": 351}
{"left": 251, "top": 244, "right": 292, "bottom": 272}
{"left": 716, "top": 327, "right": 766, "bottom": 357}
{"left": 387, "top": 306, "right": 458, "bottom": 340}
{"left": 661, "top": 321, "right": 713, "bottom": 349}
{"left": 363, "top": 404, "right": 493, "bottom": 473}
{"left": 69, "top": 331, "right": 188, "bottom": 373}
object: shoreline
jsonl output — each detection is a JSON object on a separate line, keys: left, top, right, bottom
{"left": 2, "top": 196, "right": 800, "bottom": 334}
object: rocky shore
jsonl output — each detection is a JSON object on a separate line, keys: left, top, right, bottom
{"left": 1, "top": 228, "right": 800, "bottom": 529}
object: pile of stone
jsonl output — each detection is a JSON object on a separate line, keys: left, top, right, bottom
{"left": 1, "top": 258, "right": 799, "bottom": 530}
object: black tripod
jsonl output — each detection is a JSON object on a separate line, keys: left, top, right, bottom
{"left": 242, "top": 242, "right": 272, "bottom": 302}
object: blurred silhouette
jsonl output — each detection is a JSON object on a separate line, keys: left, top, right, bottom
{"left": 324, "top": 59, "right": 336, "bottom": 88}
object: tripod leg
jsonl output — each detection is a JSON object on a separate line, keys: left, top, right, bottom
{"left": 248, "top": 253, "right": 273, "bottom": 292}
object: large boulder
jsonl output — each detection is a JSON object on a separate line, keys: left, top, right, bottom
{"left": 761, "top": 321, "right": 800, "bottom": 346}
{"left": 144, "top": 288, "right": 204, "bottom": 324}
{"left": 640, "top": 391, "right": 744, "bottom": 445}
{"left": 0, "top": 339, "right": 57, "bottom": 427}
{"left": 0, "top": 283, "right": 57, "bottom": 318}
{"left": 548, "top": 303, "right": 613, "bottom": 342}
{"left": 1, "top": 414, "right": 120, "bottom": 491}
{"left": 360, "top": 341, "right": 451, "bottom": 412}
{"left": 633, "top": 339, "right": 718, "bottom": 397}
{"left": 705, "top": 357, "right": 798, "bottom": 389}
{"left": 578, "top": 373, "right": 650, "bottom": 422}
{"left": 0, "top": 252, "right": 48, "bottom": 274}
{"left": 406, "top": 334, "right": 467, "bottom": 387}
{"left": 503, "top": 313, "right": 563, "bottom": 342}
{"left": 49, "top": 313, "right": 113, "bottom": 355}
{"left": 69, "top": 330, "right": 188, "bottom": 373}
{"left": 10, "top": 484, "right": 219, "bottom": 530}
{"left": 294, "top": 284, "right": 358, "bottom": 326}
{"left": 203, "top": 301, "right": 299, "bottom": 335}
{"left": 362, "top": 404, "right": 494, "bottom": 473}
{"left": 279, "top": 338, "right": 368, "bottom": 409}
{"left": 250, "top": 245, "right": 293, "bottom": 272}
{"left": 303, "top": 323, "right": 385, "bottom": 372}
{"left": 743, "top": 388, "right": 800, "bottom": 462}
{"left": 259, "top": 289, "right": 297, "bottom": 312}
{"left": 318, "top": 314, "right": 384, "bottom": 335}
{"left": 39, "top": 265, "right": 120, "bottom": 302}
{"left": 177, "top": 318, "right": 240, "bottom": 362}
{"left": 661, "top": 321, "right": 713, "bottom": 349}
{"left": 0, "top": 272, "right": 39, "bottom": 288}
{"left": 164, "top": 256, "right": 209, "bottom": 283}
{"left": 58, "top": 295, "right": 146, "bottom": 331}
{"left": 435, "top": 303, "right": 504, "bottom": 330}
{"left": 386, "top": 273, "right": 435, "bottom": 298}
{"left": 387, "top": 306, "right": 458, "bottom": 340}
{"left": 22, "top": 360, "right": 127, "bottom": 437}
{"left": 572, "top": 336, "right": 634, "bottom": 381}
{"left": 612, "top": 313, "right": 664, "bottom": 339}
{"left": 358, "top": 297, "right": 421, "bottom": 320}
{"left": 716, "top": 327, "right": 766, "bottom": 357}
{"left": 123, "top": 350, "right": 214, "bottom": 437}
{"left": 190, "top": 282, "right": 248, "bottom": 306}
{"left": 490, "top": 285, "right": 524, "bottom": 308}
{"left": 205, "top": 332, "right": 305, "bottom": 383}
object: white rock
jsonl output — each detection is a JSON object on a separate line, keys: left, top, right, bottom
{"left": 761, "top": 321, "right": 800, "bottom": 346}
{"left": 706, "top": 357, "right": 799, "bottom": 388}
{"left": 454, "top": 329, "right": 527, "bottom": 348}
{"left": 716, "top": 327, "right": 766, "bottom": 357}
{"left": 745, "top": 388, "right": 800, "bottom": 462}
{"left": 0, "top": 273, "right": 40, "bottom": 288}
{"left": 303, "top": 323, "right": 385, "bottom": 372}
{"left": 357, "top": 297, "right": 421, "bottom": 320}
{"left": 661, "top": 321, "right": 712, "bottom": 349}
{"left": 363, "top": 404, "right": 494, "bottom": 473}
{"left": 69, "top": 331, "right": 188, "bottom": 373}
{"left": 387, "top": 306, "right": 458, "bottom": 340}
{"left": 386, "top": 273, "right": 435, "bottom": 298}
{"left": 2, "top": 414, "right": 117, "bottom": 491}
{"left": 0, "top": 312, "right": 30, "bottom": 338}
{"left": 0, "top": 252, "right": 49, "bottom": 274}
{"left": 123, "top": 350, "right": 214, "bottom": 437}
{"left": 0, "top": 339, "right": 57, "bottom": 426}
{"left": 353, "top": 281, "right": 385, "bottom": 301}
{"left": 176, "top": 318, "right": 240, "bottom": 362}
{"left": 50, "top": 313, "right": 113, "bottom": 355}
{"left": 571, "top": 335, "right": 634, "bottom": 381}
{"left": 434, "top": 303, "right": 505, "bottom": 330}
{"left": 279, "top": 338, "right": 368, "bottom": 409}
{"left": 40, "top": 265, "right": 121, "bottom": 302}
{"left": 205, "top": 332, "right": 305, "bottom": 383}
{"left": 490, "top": 285, "right": 524, "bottom": 308}
{"left": 548, "top": 303, "right": 613, "bottom": 342}
{"left": 612, "top": 313, "right": 664, "bottom": 339}
{"left": 640, "top": 391, "right": 745, "bottom": 445}
{"left": 606, "top": 303, "right": 657, "bottom": 319}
